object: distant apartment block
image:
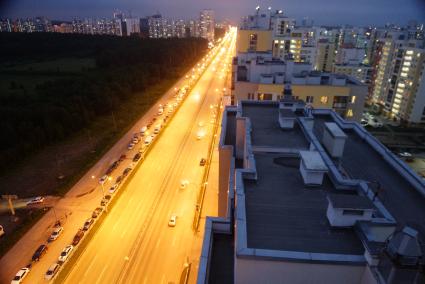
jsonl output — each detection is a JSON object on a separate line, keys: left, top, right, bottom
{"left": 232, "top": 8, "right": 368, "bottom": 121}
{"left": 200, "top": 9, "right": 215, "bottom": 42}
{"left": 197, "top": 99, "right": 425, "bottom": 284}
{"left": 372, "top": 35, "right": 425, "bottom": 124}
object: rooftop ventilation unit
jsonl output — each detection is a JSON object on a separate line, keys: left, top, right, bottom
{"left": 326, "top": 193, "right": 374, "bottom": 227}
{"left": 278, "top": 96, "right": 305, "bottom": 129}
{"left": 322, "top": 122, "right": 347, "bottom": 158}
{"left": 299, "top": 151, "right": 328, "bottom": 186}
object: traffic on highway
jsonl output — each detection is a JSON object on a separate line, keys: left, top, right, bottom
{"left": 6, "top": 27, "right": 237, "bottom": 284}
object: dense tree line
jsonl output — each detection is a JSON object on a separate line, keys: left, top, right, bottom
{"left": 0, "top": 33, "right": 207, "bottom": 170}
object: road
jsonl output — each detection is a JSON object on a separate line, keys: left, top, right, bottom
{"left": 61, "top": 30, "right": 236, "bottom": 284}
{"left": 0, "top": 29, "right": 236, "bottom": 284}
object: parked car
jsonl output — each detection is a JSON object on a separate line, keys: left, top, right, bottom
{"left": 72, "top": 230, "right": 84, "bottom": 246}
{"left": 122, "top": 167, "right": 132, "bottom": 177}
{"left": 199, "top": 158, "right": 206, "bottom": 166}
{"left": 45, "top": 263, "right": 60, "bottom": 280}
{"left": 58, "top": 245, "right": 74, "bottom": 263}
{"left": 32, "top": 244, "right": 48, "bottom": 262}
{"left": 168, "top": 214, "right": 177, "bottom": 227}
{"left": 398, "top": 151, "right": 414, "bottom": 162}
{"left": 127, "top": 143, "right": 135, "bottom": 150}
{"left": 369, "top": 118, "right": 383, "bottom": 128}
{"left": 27, "top": 196, "right": 45, "bottom": 206}
{"left": 132, "top": 138, "right": 139, "bottom": 144}
{"left": 100, "top": 195, "right": 111, "bottom": 206}
{"left": 180, "top": 180, "right": 188, "bottom": 189}
{"left": 99, "top": 175, "right": 108, "bottom": 184}
{"left": 83, "top": 218, "right": 94, "bottom": 231}
{"left": 133, "top": 153, "right": 141, "bottom": 162}
{"left": 115, "top": 175, "right": 123, "bottom": 185}
{"left": 92, "top": 207, "right": 103, "bottom": 218}
{"left": 48, "top": 226, "right": 63, "bottom": 242}
{"left": 119, "top": 154, "right": 126, "bottom": 162}
{"left": 360, "top": 119, "right": 369, "bottom": 126}
{"left": 109, "top": 183, "right": 119, "bottom": 194}
{"left": 140, "top": 126, "right": 148, "bottom": 136}
{"left": 11, "top": 267, "right": 30, "bottom": 284}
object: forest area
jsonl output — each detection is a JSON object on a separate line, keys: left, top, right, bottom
{"left": 0, "top": 33, "right": 207, "bottom": 173}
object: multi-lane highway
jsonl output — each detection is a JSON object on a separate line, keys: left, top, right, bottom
{"left": 61, "top": 31, "right": 236, "bottom": 284}
{"left": 59, "top": 30, "right": 236, "bottom": 284}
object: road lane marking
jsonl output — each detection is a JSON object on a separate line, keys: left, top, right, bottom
{"left": 129, "top": 196, "right": 134, "bottom": 205}
{"left": 162, "top": 274, "right": 166, "bottom": 284}
{"left": 121, "top": 227, "right": 127, "bottom": 238}
{"left": 143, "top": 277, "right": 149, "bottom": 284}
{"left": 84, "top": 254, "right": 98, "bottom": 277}
{"left": 95, "top": 265, "right": 108, "bottom": 284}
{"left": 112, "top": 221, "right": 119, "bottom": 232}
{"left": 156, "top": 238, "right": 161, "bottom": 249}
{"left": 172, "top": 235, "right": 177, "bottom": 247}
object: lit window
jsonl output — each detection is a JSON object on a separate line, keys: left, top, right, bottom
{"left": 403, "top": 62, "right": 411, "bottom": 67}
{"left": 404, "top": 56, "right": 412, "bottom": 61}
{"left": 406, "top": 50, "right": 413, "bottom": 55}
{"left": 347, "top": 109, "right": 353, "bottom": 117}
{"left": 400, "top": 72, "right": 408, "bottom": 77}
{"left": 320, "top": 96, "right": 328, "bottom": 104}
{"left": 351, "top": 96, "right": 356, "bottom": 104}
{"left": 402, "top": 67, "right": 409, "bottom": 72}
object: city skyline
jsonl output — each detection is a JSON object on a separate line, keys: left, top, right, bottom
{"left": 1, "top": 0, "right": 425, "bottom": 26}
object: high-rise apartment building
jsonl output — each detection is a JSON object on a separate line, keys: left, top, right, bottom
{"left": 200, "top": 9, "right": 215, "bottom": 42}
{"left": 372, "top": 32, "right": 425, "bottom": 124}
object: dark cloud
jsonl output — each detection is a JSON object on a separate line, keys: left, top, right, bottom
{"left": 0, "top": 0, "right": 424, "bottom": 25}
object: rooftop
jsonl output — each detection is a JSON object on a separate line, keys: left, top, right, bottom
{"left": 244, "top": 153, "right": 365, "bottom": 254}
{"left": 241, "top": 103, "right": 309, "bottom": 149}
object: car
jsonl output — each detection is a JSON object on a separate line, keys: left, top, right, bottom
{"left": 109, "top": 183, "right": 119, "bottom": 194}
{"left": 115, "top": 175, "right": 123, "bottom": 184}
{"left": 92, "top": 207, "right": 103, "bottom": 218}
{"left": 83, "top": 218, "right": 94, "bottom": 231}
{"left": 180, "top": 180, "right": 188, "bottom": 189}
{"left": 398, "top": 151, "right": 414, "bottom": 162}
{"left": 122, "top": 167, "right": 132, "bottom": 177}
{"left": 153, "top": 124, "right": 161, "bottom": 134}
{"left": 168, "top": 214, "right": 177, "bottom": 227}
{"left": 58, "top": 245, "right": 74, "bottom": 263}
{"left": 199, "top": 158, "right": 206, "bottom": 166}
{"left": 99, "top": 175, "right": 108, "bottom": 184}
{"left": 11, "top": 267, "right": 30, "bottom": 284}
{"left": 133, "top": 153, "right": 142, "bottom": 162}
{"left": 158, "top": 108, "right": 164, "bottom": 115}
{"left": 140, "top": 126, "right": 148, "bottom": 136}
{"left": 360, "top": 119, "right": 369, "bottom": 126}
{"left": 127, "top": 143, "right": 135, "bottom": 150}
{"left": 72, "top": 230, "right": 84, "bottom": 246}
{"left": 0, "top": 225, "right": 4, "bottom": 237}
{"left": 27, "top": 196, "right": 45, "bottom": 206}
{"left": 369, "top": 118, "right": 383, "bottom": 128}
{"left": 32, "top": 244, "right": 48, "bottom": 262}
{"left": 45, "top": 263, "right": 60, "bottom": 281}
{"left": 100, "top": 195, "right": 111, "bottom": 206}
{"left": 48, "top": 226, "right": 63, "bottom": 242}
{"left": 138, "top": 147, "right": 145, "bottom": 154}
{"left": 147, "top": 122, "right": 153, "bottom": 128}
{"left": 144, "top": 135, "right": 153, "bottom": 145}
{"left": 119, "top": 154, "right": 126, "bottom": 162}
{"left": 132, "top": 138, "right": 139, "bottom": 144}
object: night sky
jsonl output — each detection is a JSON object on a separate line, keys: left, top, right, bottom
{"left": 1, "top": 0, "right": 424, "bottom": 26}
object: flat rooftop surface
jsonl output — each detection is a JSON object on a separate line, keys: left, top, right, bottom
{"left": 244, "top": 152, "right": 365, "bottom": 254}
{"left": 242, "top": 103, "right": 309, "bottom": 149}
{"left": 313, "top": 115, "right": 425, "bottom": 243}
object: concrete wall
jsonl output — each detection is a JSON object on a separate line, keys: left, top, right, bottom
{"left": 219, "top": 145, "right": 233, "bottom": 217}
{"left": 235, "top": 257, "right": 366, "bottom": 284}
